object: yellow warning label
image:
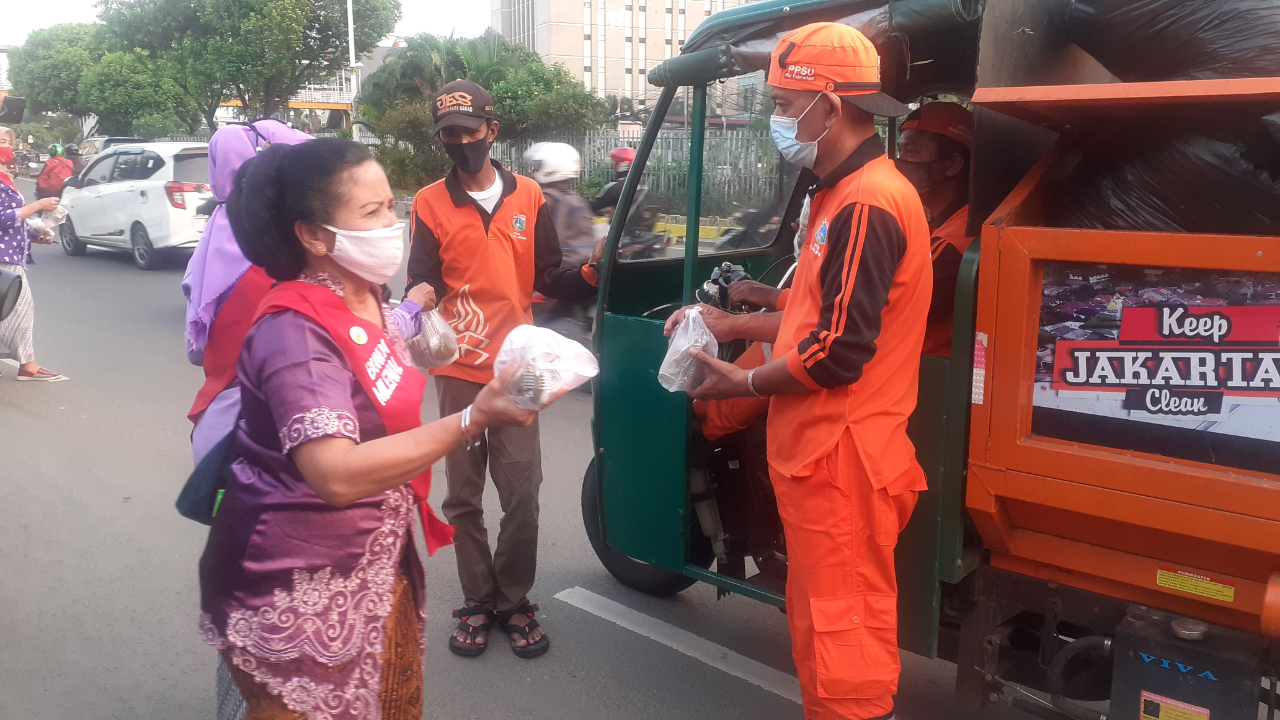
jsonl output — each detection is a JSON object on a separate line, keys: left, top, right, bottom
{"left": 1156, "top": 568, "right": 1236, "bottom": 603}
{"left": 1141, "top": 690, "right": 1210, "bottom": 720}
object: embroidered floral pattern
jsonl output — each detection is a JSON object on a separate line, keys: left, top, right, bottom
{"left": 298, "top": 271, "right": 346, "bottom": 297}
{"left": 200, "top": 486, "right": 415, "bottom": 720}
{"left": 279, "top": 407, "right": 359, "bottom": 453}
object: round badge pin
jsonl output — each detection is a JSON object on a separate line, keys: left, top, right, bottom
{"left": 349, "top": 326, "right": 369, "bottom": 345}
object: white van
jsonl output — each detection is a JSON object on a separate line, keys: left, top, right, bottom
{"left": 60, "top": 142, "right": 212, "bottom": 270}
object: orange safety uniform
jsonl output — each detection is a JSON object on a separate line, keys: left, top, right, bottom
{"left": 692, "top": 341, "right": 772, "bottom": 441}
{"left": 921, "top": 203, "right": 975, "bottom": 356}
{"left": 406, "top": 160, "right": 598, "bottom": 383}
{"left": 763, "top": 24, "right": 932, "bottom": 717}
{"left": 768, "top": 134, "right": 932, "bottom": 720}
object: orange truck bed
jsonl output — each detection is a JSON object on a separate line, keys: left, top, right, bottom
{"left": 971, "top": 78, "right": 1280, "bottom": 637}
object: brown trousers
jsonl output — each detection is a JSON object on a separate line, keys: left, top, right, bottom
{"left": 435, "top": 375, "right": 544, "bottom": 614}
{"left": 223, "top": 571, "right": 423, "bottom": 720}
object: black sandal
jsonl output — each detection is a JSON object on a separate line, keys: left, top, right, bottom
{"left": 448, "top": 606, "right": 495, "bottom": 657}
{"left": 500, "top": 603, "right": 550, "bottom": 659}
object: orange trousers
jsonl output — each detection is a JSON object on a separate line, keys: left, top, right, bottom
{"left": 771, "top": 431, "right": 919, "bottom": 720}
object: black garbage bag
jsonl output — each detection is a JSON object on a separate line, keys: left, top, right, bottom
{"left": 1067, "top": 0, "right": 1280, "bottom": 81}
{"left": 1053, "top": 132, "right": 1280, "bottom": 235}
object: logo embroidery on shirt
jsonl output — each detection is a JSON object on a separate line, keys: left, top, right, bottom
{"left": 449, "top": 285, "right": 493, "bottom": 365}
{"left": 811, "top": 220, "right": 829, "bottom": 256}
{"left": 512, "top": 214, "right": 527, "bottom": 231}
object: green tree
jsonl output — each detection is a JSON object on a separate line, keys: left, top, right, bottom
{"left": 207, "top": 0, "right": 400, "bottom": 118}
{"left": 79, "top": 50, "right": 186, "bottom": 135}
{"left": 9, "top": 123, "right": 53, "bottom": 149}
{"left": 98, "top": 0, "right": 234, "bottom": 131}
{"left": 490, "top": 62, "right": 609, "bottom": 139}
{"left": 8, "top": 24, "right": 103, "bottom": 116}
{"left": 357, "top": 30, "right": 540, "bottom": 124}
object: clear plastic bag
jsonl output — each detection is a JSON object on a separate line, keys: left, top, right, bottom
{"left": 493, "top": 324, "right": 599, "bottom": 410}
{"left": 25, "top": 206, "right": 68, "bottom": 233}
{"left": 405, "top": 308, "right": 459, "bottom": 370}
{"left": 659, "top": 306, "right": 719, "bottom": 393}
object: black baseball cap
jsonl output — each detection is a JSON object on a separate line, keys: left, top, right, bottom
{"left": 432, "top": 80, "right": 496, "bottom": 134}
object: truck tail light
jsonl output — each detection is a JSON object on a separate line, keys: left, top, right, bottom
{"left": 164, "top": 182, "right": 208, "bottom": 209}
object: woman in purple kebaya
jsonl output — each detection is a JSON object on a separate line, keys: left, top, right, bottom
{"left": 0, "top": 125, "right": 66, "bottom": 381}
{"left": 199, "top": 139, "right": 558, "bottom": 720}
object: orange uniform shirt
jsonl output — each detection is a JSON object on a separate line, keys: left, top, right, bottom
{"left": 921, "top": 203, "right": 975, "bottom": 357}
{"left": 769, "top": 138, "right": 932, "bottom": 492}
{"left": 407, "top": 161, "right": 597, "bottom": 384}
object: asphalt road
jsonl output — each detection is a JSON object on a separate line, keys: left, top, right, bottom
{"left": 0, "top": 177, "right": 1026, "bottom": 720}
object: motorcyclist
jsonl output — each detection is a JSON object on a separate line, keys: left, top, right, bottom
{"left": 36, "top": 144, "right": 76, "bottom": 200}
{"left": 524, "top": 142, "right": 597, "bottom": 344}
{"left": 589, "top": 146, "right": 637, "bottom": 218}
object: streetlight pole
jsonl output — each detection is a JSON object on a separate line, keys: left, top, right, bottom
{"left": 346, "top": 0, "right": 363, "bottom": 132}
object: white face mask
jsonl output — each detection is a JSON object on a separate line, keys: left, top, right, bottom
{"left": 322, "top": 222, "right": 406, "bottom": 285}
{"left": 770, "top": 94, "right": 830, "bottom": 169}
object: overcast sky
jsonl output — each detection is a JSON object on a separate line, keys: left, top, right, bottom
{"left": 2, "top": 0, "right": 490, "bottom": 47}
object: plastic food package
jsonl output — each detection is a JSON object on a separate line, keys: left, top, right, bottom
{"left": 1052, "top": 132, "right": 1280, "bottom": 236}
{"left": 1067, "top": 0, "right": 1280, "bottom": 82}
{"left": 659, "top": 306, "right": 719, "bottom": 393}
{"left": 405, "top": 308, "right": 459, "bottom": 370}
{"left": 493, "top": 324, "right": 599, "bottom": 410}
{"left": 26, "top": 206, "right": 68, "bottom": 232}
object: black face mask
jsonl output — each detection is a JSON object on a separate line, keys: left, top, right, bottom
{"left": 444, "top": 137, "right": 492, "bottom": 175}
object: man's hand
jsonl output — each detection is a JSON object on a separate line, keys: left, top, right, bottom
{"left": 406, "top": 283, "right": 437, "bottom": 311}
{"left": 589, "top": 238, "right": 607, "bottom": 265}
{"left": 686, "top": 349, "right": 750, "bottom": 400}
{"left": 727, "top": 280, "right": 783, "bottom": 311}
{"left": 663, "top": 303, "right": 740, "bottom": 342}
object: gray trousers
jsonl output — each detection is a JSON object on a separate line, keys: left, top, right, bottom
{"left": 435, "top": 375, "right": 544, "bottom": 614}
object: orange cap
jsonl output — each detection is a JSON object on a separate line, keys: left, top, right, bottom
{"left": 768, "top": 22, "right": 909, "bottom": 117}
{"left": 899, "top": 102, "right": 974, "bottom": 148}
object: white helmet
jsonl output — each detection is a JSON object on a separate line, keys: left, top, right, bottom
{"left": 524, "top": 142, "right": 580, "bottom": 184}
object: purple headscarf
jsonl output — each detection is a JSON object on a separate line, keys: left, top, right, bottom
{"left": 182, "top": 119, "right": 313, "bottom": 365}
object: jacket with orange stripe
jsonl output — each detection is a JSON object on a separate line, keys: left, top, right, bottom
{"left": 769, "top": 137, "right": 932, "bottom": 491}
{"left": 406, "top": 160, "right": 598, "bottom": 384}
{"left": 922, "top": 202, "right": 974, "bottom": 357}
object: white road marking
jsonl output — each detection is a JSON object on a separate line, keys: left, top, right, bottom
{"left": 553, "top": 586, "right": 802, "bottom": 704}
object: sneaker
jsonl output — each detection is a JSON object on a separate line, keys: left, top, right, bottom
{"left": 17, "top": 366, "right": 68, "bottom": 382}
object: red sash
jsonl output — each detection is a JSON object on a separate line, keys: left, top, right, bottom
{"left": 188, "top": 266, "right": 274, "bottom": 423}
{"left": 253, "top": 280, "right": 455, "bottom": 555}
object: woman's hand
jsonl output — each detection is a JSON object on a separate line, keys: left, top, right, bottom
{"left": 31, "top": 197, "right": 59, "bottom": 213}
{"left": 727, "top": 280, "right": 782, "bottom": 311}
{"left": 406, "top": 282, "right": 437, "bottom": 311}
{"left": 469, "top": 364, "right": 542, "bottom": 433}
{"left": 663, "top": 303, "right": 741, "bottom": 342}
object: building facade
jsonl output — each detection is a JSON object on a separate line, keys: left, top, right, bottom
{"left": 491, "top": 0, "right": 745, "bottom": 107}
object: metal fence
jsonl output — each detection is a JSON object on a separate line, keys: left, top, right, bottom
{"left": 491, "top": 129, "right": 782, "bottom": 216}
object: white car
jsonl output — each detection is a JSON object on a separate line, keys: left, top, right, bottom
{"left": 60, "top": 142, "right": 212, "bottom": 270}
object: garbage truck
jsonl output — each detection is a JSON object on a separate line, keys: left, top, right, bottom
{"left": 581, "top": 0, "right": 1280, "bottom": 717}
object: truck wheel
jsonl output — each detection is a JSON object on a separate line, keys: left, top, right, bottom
{"left": 61, "top": 219, "right": 87, "bottom": 256}
{"left": 582, "top": 458, "right": 700, "bottom": 597}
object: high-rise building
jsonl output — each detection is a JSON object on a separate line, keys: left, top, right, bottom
{"left": 491, "top": 0, "right": 746, "bottom": 107}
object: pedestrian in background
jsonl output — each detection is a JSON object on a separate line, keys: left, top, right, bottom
{"left": 525, "top": 141, "right": 598, "bottom": 344}
{"left": 35, "top": 144, "right": 75, "bottom": 200}
{"left": 0, "top": 126, "right": 66, "bottom": 381}
{"left": 200, "top": 138, "right": 553, "bottom": 719}
{"left": 406, "top": 80, "right": 602, "bottom": 659}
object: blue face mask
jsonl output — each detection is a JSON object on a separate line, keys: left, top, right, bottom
{"left": 770, "top": 94, "right": 830, "bottom": 169}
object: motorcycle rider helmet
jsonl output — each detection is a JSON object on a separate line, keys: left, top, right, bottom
{"left": 65, "top": 143, "right": 80, "bottom": 157}
{"left": 524, "top": 142, "right": 581, "bottom": 185}
{"left": 609, "top": 146, "right": 636, "bottom": 174}
{"left": 48, "top": 144, "right": 64, "bottom": 157}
